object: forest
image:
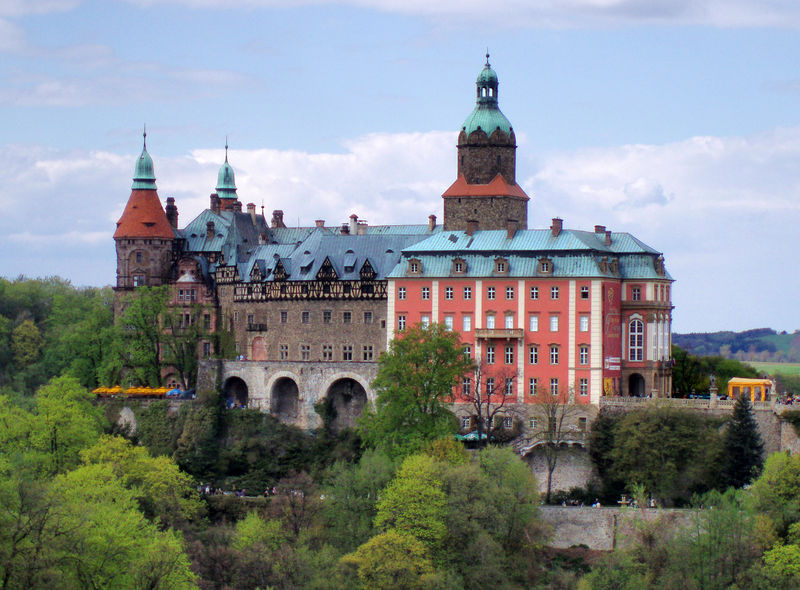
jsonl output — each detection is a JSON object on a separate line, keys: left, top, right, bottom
{"left": 2, "top": 276, "right": 800, "bottom": 589}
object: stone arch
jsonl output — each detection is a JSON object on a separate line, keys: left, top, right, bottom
{"left": 251, "top": 337, "right": 266, "bottom": 361}
{"left": 223, "top": 376, "right": 248, "bottom": 407}
{"left": 324, "top": 377, "right": 368, "bottom": 433}
{"left": 270, "top": 376, "right": 300, "bottom": 422}
{"left": 628, "top": 373, "right": 646, "bottom": 397}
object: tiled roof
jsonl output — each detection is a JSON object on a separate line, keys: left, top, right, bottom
{"left": 442, "top": 174, "right": 529, "bottom": 200}
{"left": 114, "top": 190, "right": 176, "bottom": 239}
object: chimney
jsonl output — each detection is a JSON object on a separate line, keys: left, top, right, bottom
{"left": 315, "top": 219, "right": 325, "bottom": 228}
{"left": 210, "top": 194, "right": 221, "bottom": 215}
{"left": 247, "top": 202, "right": 256, "bottom": 225}
{"left": 594, "top": 225, "right": 606, "bottom": 235}
{"left": 605, "top": 230, "right": 612, "bottom": 246}
{"left": 165, "top": 197, "right": 178, "bottom": 228}
{"left": 428, "top": 214, "right": 436, "bottom": 231}
{"left": 206, "top": 221, "right": 215, "bottom": 239}
{"left": 466, "top": 219, "right": 479, "bottom": 236}
{"left": 271, "top": 210, "right": 286, "bottom": 228}
{"left": 357, "top": 221, "right": 368, "bottom": 235}
{"left": 233, "top": 201, "right": 242, "bottom": 212}
{"left": 507, "top": 219, "right": 518, "bottom": 239}
{"left": 349, "top": 214, "right": 358, "bottom": 235}
{"left": 550, "top": 218, "right": 562, "bottom": 237}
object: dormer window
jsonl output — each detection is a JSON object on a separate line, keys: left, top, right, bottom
{"left": 494, "top": 257, "right": 509, "bottom": 275}
{"left": 452, "top": 258, "right": 467, "bottom": 275}
{"left": 408, "top": 259, "right": 422, "bottom": 275}
{"left": 538, "top": 258, "right": 553, "bottom": 275}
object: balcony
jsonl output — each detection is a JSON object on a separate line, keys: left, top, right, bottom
{"left": 246, "top": 323, "right": 268, "bottom": 332}
{"left": 475, "top": 328, "right": 524, "bottom": 340}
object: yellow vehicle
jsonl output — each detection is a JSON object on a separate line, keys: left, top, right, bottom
{"left": 727, "top": 378, "right": 773, "bottom": 402}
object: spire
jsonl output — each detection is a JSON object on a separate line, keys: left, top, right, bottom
{"left": 132, "top": 126, "right": 157, "bottom": 190}
{"left": 462, "top": 54, "right": 512, "bottom": 137}
{"left": 216, "top": 140, "right": 237, "bottom": 199}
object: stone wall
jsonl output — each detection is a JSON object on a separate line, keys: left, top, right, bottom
{"left": 540, "top": 506, "right": 696, "bottom": 550}
{"left": 442, "top": 195, "right": 528, "bottom": 232}
{"left": 524, "top": 446, "right": 597, "bottom": 497}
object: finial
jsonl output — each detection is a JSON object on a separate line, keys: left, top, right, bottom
{"left": 225, "top": 135, "right": 229, "bottom": 162}
{"left": 143, "top": 123, "right": 147, "bottom": 149}
{"left": 485, "top": 49, "right": 490, "bottom": 67}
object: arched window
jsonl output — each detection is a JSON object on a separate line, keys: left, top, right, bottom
{"left": 629, "top": 319, "right": 644, "bottom": 361}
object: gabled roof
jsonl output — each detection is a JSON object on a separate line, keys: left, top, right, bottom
{"left": 114, "top": 190, "right": 176, "bottom": 239}
{"left": 442, "top": 174, "right": 529, "bottom": 200}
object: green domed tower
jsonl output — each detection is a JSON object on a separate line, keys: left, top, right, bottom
{"left": 443, "top": 55, "right": 529, "bottom": 231}
{"left": 215, "top": 144, "right": 242, "bottom": 212}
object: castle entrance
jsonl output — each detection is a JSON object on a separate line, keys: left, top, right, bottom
{"left": 325, "top": 378, "right": 367, "bottom": 433}
{"left": 628, "top": 373, "right": 646, "bottom": 397}
{"left": 223, "top": 376, "right": 248, "bottom": 407}
{"left": 271, "top": 377, "right": 299, "bottom": 421}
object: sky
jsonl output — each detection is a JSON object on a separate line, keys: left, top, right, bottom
{"left": 2, "top": 0, "right": 800, "bottom": 333}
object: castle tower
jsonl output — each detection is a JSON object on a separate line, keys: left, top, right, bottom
{"left": 113, "top": 131, "right": 176, "bottom": 289}
{"left": 442, "top": 55, "right": 530, "bottom": 231}
{"left": 214, "top": 143, "right": 241, "bottom": 212}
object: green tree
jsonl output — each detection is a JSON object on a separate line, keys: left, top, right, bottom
{"left": 758, "top": 543, "right": 800, "bottom": 590}
{"left": 116, "top": 287, "right": 171, "bottom": 387}
{"left": 374, "top": 453, "right": 447, "bottom": 553}
{"left": 11, "top": 320, "right": 41, "bottom": 366}
{"left": 750, "top": 451, "right": 800, "bottom": 539}
{"left": 721, "top": 395, "right": 764, "bottom": 489}
{"left": 360, "top": 323, "right": 470, "bottom": 458}
{"left": 341, "top": 530, "right": 436, "bottom": 590}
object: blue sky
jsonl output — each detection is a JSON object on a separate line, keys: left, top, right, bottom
{"left": 2, "top": 0, "right": 800, "bottom": 333}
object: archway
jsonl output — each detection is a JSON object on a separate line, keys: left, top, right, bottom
{"left": 325, "top": 378, "right": 368, "bottom": 433}
{"left": 223, "top": 376, "right": 248, "bottom": 407}
{"left": 251, "top": 337, "right": 266, "bottom": 361}
{"left": 271, "top": 377, "right": 299, "bottom": 421}
{"left": 628, "top": 373, "right": 646, "bottom": 397}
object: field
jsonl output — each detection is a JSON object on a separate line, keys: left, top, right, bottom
{"left": 746, "top": 361, "right": 800, "bottom": 376}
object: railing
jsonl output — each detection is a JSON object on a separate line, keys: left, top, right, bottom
{"left": 474, "top": 328, "right": 524, "bottom": 340}
{"left": 246, "top": 323, "right": 268, "bottom": 332}
{"left": 599, "top": 397, "right": 776, "bottom": 412}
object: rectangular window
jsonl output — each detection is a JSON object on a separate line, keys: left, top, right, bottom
{"left": 301, "top": 344, "right": 310, "bottom": 360}
{"left": 505, "top": 345, "right": 514, "bottom": 364}
{"left": 280, "top": 344, "right": 288, "bottom": 360}
{"left": 529, "top": 315, "right": 539, "bottom": 332}
{"left": 463, "top": 344, "right": 472, "bottom": 358}
{"left": 301, "top": 311, "right": 310, "bottom": 324}
{"left": 189, "top": 289, "right": 197, "bottom": 302}
{"left": 506, "top": 286, "right": 515, "bottom": 300}
{"left": 487, "top": 286, "right": 496, "bottom": 300}
{"left": 462, "top": 315, "right": 472, "bottom": 332}
{"left": 503, "top": 415, "right": 513, "bottom": 428}
{"left": 580, "top": 286, "right": 590, "bottom": 299}
{"left": 421, "top": 287, "right": 430, "bottom": 300}
{"left": 398, "top": 287, "right": 406, "bottom": 300}
{"left": 280, "top": 311, "right": 287, "bottom": 324}
{"left": 580, "top": 315, "right": 589, "bottom": 332}
{"left": 204, "top": 313, "right": 211, "bottom": 330}
{"left": 529, "top": 417, "right": 537, "bottom": 429}
{"left": 136, "top": 251, "right": 143, "bottom": 263}
{"left": 505, "top": 378, "right": 514, "bottom": 396}
{"left": 445, "top": 286, "right": 454, "bottom": 300}
{"left": 178, "top": 289, "right": 184, "bottom": 301}
{"left": 444, "top": 315, "right": 454, "bottom": 330}
{"left": 486, "top": 314, "right": 495, "bottom": 329}
{"left": 461, "top": 416, "right": 471, "bottom": 429}
{"left": 529, "top": 345, "right": 539, "bottom": 365}
{"left": 486, "top": 378, "right": 495, "bottom": 395}
{"left": 421, "top": 315, "right": 430, "bottom": 328}
{"left": 579, "top": 345, "right": 589, "bottom": 365}
{"left": 579, "top": 378, "right": 589, "bottom": 396}
{"left": 550, "top": 378, "right": 559, "bottom": 396}
{"left": 323, "top": 310, "right": 332, "bottom": 324}
{"left": 632, "top": 286, "right": 641, "bottom": 301}
{"left": 505, "top": 314, "right": 514, "bottom": 329}
{"left": 363, "top": 345, "right": 373, "bottom": 361}
{"left": 550, "top": 345, "right": 559, "bottom": 365}
{"left": 323, "top": 345, "right": 333, "bottom": 361}
{"left": 528, "top": 378, "right": 538, "bottom": 396}
{"left": 342, "top": 345, "right": 353, "bottom": 361}
{"left": 462, "top": 377, "right": 472, "bottom": 397}
{"left": 202, "top": 342, "right": 211, "bottom": 358}
{"left": 550, "top": 315, "right": 559, "bottom": 332}
{"left": 364, "top": 311, "right": 373, "bottom": 324}
{"left": 247, "top": 313, "right": 255, "bottom": 326}
{"left": 398, "top": 315, "right": 406, "bottom": 331}
{"left": 579, "top": 416, "right": 588, "bottom": 431}
{"left": 486, "top": 345, "right": 495, "bottom": 364}
{"left": 343, "top": 311, "right": 352, "bottom": 324}
{"left": 530, "top": 286, "right": 539, "bottom": 300}
{"left": 463, "top": 286, "right": 472, "bottom": 300}
{"left": 551, "top": 286, "right": 559, "bottom": 300}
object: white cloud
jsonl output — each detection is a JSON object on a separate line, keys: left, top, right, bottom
{"left": 4, "top": 126, "right": 800, "bottom": 329}
{"left": 121, "top": 0, "right": 800, "bottom": 28}
{"left": 0, "top": 0, "right": 80, "bottom": 17}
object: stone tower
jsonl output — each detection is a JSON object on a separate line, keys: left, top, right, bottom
{"left": 443, "top": 55, "right": 530, "bottom": 232}
{"left": 113, "top": 132, "right": 176, "bottom": 290}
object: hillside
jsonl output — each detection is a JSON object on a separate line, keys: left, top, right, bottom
{"left": 674, "top": 328, "right": 800, "bottom": 362}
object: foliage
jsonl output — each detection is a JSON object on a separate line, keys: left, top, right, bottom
{"left": 341, "top": 530, "right": 436, "bottom": 590}
{"left": 115, "top": 286, "right": 171, "bottom": 387}
{"left": 461, "top": 360, "right": 519, "bottom": 448}
{"left": 671, "top": 345, "right": 760, "bottom": 396}
{"left": 750, "top": 451, "right": 800, "bottom": 539}
{"left": 721, "top": 395, "right": 764, "bottom": 489}
{"left": 360, "top": 323, "right": 471, "bottom": 459}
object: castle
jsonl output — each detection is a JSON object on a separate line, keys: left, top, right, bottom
{"left": 114, "top": 56, "right": 674, "bottom": 430}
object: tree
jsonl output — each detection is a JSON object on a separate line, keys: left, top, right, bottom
{"left": 750, "top": 452, "right": 800, "bottom": 539}
{"left": 11, "top": 320, "right": 41, "bottom": 366}
{"left": 161, "top": 303, "right": 210, "bottom": 391}
{"left": 721, "top": 394, "right": 764, "bottom": 489}
{"left": 460, "top": 360, "right": 520, "bottom": 447}
{"left": 359, "top": 323, "right": 471, "bottom": 458}
{"left": 341, "top": 530, "right": 436, "bottom": 590}
{"left": 116, "top": 286, "right": 171, "bottom": 387}
{"left": 518, "top": 387, "right": 580, "bottom": 503}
